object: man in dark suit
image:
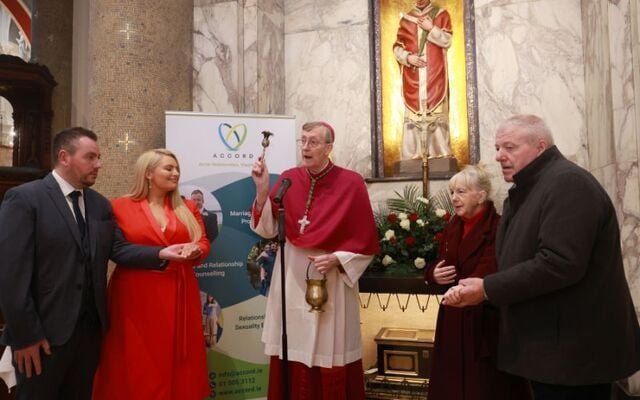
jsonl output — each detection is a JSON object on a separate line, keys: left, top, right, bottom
{"left": 191, "top": 189, "right": 218, "bottom": 243}
{"left": 0, "top": 127, "right": 186, "bottom": 400}
{"left": 442, "top": 114, "right": 640, "bottom": 399}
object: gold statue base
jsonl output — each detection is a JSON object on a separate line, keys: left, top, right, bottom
{"left": 393, "top": 156, "right": 458, "bottom": 179}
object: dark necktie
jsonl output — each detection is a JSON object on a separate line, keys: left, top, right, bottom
{"left": 69, "top": 190, "right": 97, "bottom": 323}
{"left": 69, "top": 190, "right": 86, "bottom": 237}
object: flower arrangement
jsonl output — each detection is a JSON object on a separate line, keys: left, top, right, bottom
{"left": 369, "top": 185, "right": 451, "bottom": 276}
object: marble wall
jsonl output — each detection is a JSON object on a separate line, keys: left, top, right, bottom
{"left": 194, "top": 0, "right": 640, "bottom": 369}
{"left": 471, "top": 0, "right": 640, "bottom": 323}
{"left": 193, "top": 0, "right": 285, "bottom": 114}
{"left": 475, "top": 0, "right": 589, "bottom": 205}
{"left": 609, "top": 0, "right": 640, "bottom": 314}
{"left": 284, "top": 0, "right": 373, "bottom": 175}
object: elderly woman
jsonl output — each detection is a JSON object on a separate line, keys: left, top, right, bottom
{"left": 424, "top": 165, "right": 530, "bottom": 400}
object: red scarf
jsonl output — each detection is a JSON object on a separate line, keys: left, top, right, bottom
{"left": 461, "top": 205, "right": 487, "bottom": 238}
{"left": 269, "top": 164, "right": 379, "bottom": 255}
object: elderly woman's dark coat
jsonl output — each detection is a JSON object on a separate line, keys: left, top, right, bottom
{"left": 424, "top": 202, "right": 530, "bottom": 400}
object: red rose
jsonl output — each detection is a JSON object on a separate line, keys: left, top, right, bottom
{"left": 408, "top": 212, "right": 418, "bottom": 221}
{"left": 435, "top": 232, "right": 445, "bottom": 243}
{"left": 443, "top": 213, "right": 451, "bottom": 221}
{"left": 387, "top": 213, "right": 398, "bottom": 223}
{"left": 404, "top": 236, "right": 416, "bottom": 246}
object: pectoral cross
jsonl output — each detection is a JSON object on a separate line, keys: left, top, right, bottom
{"left": 298, "top": 215, "right": 310, "bottom": 234}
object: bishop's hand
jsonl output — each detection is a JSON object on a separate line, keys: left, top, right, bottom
{"left": 308, "top": 254, "right": 340, "bottom": 274}
{"left": 251, "top": 156, "right": 270, "bottom": 211}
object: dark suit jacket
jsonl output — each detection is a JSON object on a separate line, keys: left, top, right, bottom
{"left": 201, "top": 209, "right": 218, "bottom": 243}
{"left": 484, "top": 146, "right": 640, "bottom": 385}
{"left": 0, "top": 173, "right": 164, "bottom": 349}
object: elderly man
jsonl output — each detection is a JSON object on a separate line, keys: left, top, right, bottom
{"left": 250, "top": 121, "right": 379, "bottom": 399}
{"left": 443, "top": 114, "right": 640, "bottom": 399}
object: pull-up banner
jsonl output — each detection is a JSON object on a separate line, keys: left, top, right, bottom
{"left": 166, "top": 112, "right": 296, "bottom": 400}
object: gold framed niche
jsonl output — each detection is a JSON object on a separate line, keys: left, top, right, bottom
{"left": 370, "top": 0, "right": 479, "bottom": 179}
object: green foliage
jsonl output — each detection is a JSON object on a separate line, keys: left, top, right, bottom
{"left": 369, "top": 185, "right": 450, "bottom": 276}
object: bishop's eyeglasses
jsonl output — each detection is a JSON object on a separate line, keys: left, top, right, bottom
{"left": 296, "top": 138, "right": 326, "bottom": 149}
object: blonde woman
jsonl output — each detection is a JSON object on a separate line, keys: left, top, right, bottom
{"left": 93, "top": 149, "right": 210, "bottom": 400}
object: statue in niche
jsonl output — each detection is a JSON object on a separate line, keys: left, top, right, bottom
{"left": 16, "top": 31, "right": 30, "bottom": 61}
{"left": 393, "top": 0, "right": 453, "bottom": 161}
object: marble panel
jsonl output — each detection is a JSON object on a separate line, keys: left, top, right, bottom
{"left": 475, "top": 0, "right": 588, "bottom": 177}
{"left": 284, "top": 25, "right": 371, "bottom": 176}
{"left": 583, "top": 0, "right": 616, "bottom": 170}
{"left": 285, "top": 0, "right": 368, "bottom": 34}
{"left": 258, "top": 0, "right": 284, "bottom": 13}
{"left": 194, "top": 2, "right": 240, "bottom": 113}
{"left": 475, "top": 0, "right": 533, "bottom": 8}
{"left": 613, "top": 103, "right": 638, "bottom": 164}
{"left": 620, "top": 162, "right": 640, "bottom": 218}
{"left": 632, "top": 0, "right": 640, "bottom": 163}
{"left": 619, "top": 162, "right": 640, "bottom": 313}
{"left": 244, "top": 5, "right": 258, "bottom": 112}
{"left": 616, "top": 0, "right": 640, "bottom": 317}
{"left": 195, "top": 0, "right": 236, "bottom": 5}
{"left": 257, "top": 0, "right": 285, "bottom": 113}
{"left": 608, "top": 0, "right": 633, "bottom": 112}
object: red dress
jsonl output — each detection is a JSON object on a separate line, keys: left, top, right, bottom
{"left": 424, "top": 203, "right": 531, "bottom": 400}
{"left": 93, "top": 197, "right": 211, "bottom": 400}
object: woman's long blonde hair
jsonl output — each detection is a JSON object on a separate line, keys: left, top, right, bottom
{"left": 129, "top": 149, "right": 202, "bottom": 241}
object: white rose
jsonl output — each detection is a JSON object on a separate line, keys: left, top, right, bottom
{"left": 400, "top": 219, "right": 411, "bottom": 231}
{"left": 384, "top": 229, "right": 396, "bottom": 240}
{"left": 417, "top": 196, "right": 429, "bottom": 204}
{"left": 414, "top": 257, "right": 426, "bottom": 269}
{"left": 416, "top": 219, "right": 425, "bottom": 227}
{"left": 435, "top": 208, "right": 447, "bottom": 217}
{"left": 398, "top": 212, "right": 408, "bottom": 220}
{"left": 382, "top": 255, "right": 396, "bottom": 266}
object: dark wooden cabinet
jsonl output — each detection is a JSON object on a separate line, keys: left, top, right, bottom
{"left": 0, "top": 54, "right": 56, "bottom": 202}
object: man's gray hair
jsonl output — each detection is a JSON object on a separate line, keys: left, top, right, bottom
{"left": 496, "top": 114, "right": 555, "bottom": 146}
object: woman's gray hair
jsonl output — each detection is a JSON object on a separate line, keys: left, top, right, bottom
{"left": 448, "top": 164, "right": 492, "bottom": 200}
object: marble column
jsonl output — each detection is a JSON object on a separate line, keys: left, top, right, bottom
{"left": 582, "top": 0, "right": 615, "bottom": 173}
{"left": 580, "top": 0, "right": 640, "bottom": 317}
{"left": 79, "top": 0, "right": 193, "bottom": 198}
{"left": 194, "top": 0, "right": 284, "bottom": 114}
{"left": 284, "top": 0, "right": 372, "bottom": 175}
{"left": 609, "top": 0, "right": 640, "bottom": 315}
{"left": 31, "top": 0, "right": 74, "bottom": 135}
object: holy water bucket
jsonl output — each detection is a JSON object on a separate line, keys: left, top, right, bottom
{"left": 305, "top": 261, "right": 327, "bottom": 312}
